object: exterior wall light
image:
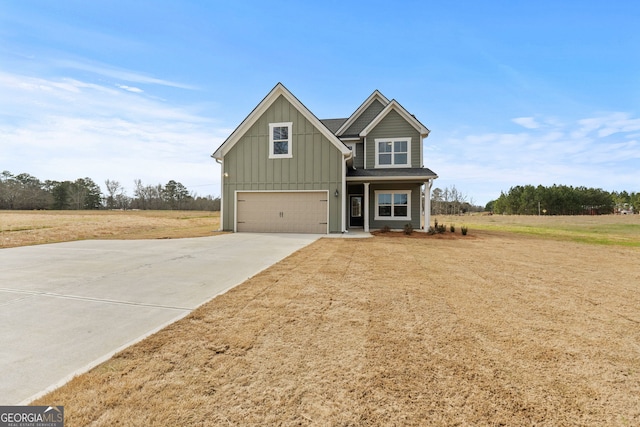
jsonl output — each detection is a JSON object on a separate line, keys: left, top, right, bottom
{"left": 334, "top": 189, "right": 339, "bottom": 197}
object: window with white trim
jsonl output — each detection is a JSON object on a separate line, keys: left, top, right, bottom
{"left": 375, "top": 190, "right": 411, "bottom": 220}
{"left": 375, "top": 137, "right": 411, "bottom": 167}
{"left": 269, "top": 122, "right": 293, "bottom": 159}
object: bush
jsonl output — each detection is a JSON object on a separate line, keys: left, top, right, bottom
{"left": 404, "top": 223, "right": 413, "bottom": 235}
{"left": 450, "top": 224, "right": 456, "bottom": 233}
{"left": 461, "top": 225, "right": 468, "bottom": 236}
{"left": 436, "top": 223, "right": 446, "bottom": 234}
{"left": 427, "top": 226, "right": 436, "bottom": 235}
{"left": 380, "top": 225, "right": 391, "bottom": 233}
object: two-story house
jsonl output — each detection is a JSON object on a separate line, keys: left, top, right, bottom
{"left": 212, "top": 83, "right": 438, "bottom": 234}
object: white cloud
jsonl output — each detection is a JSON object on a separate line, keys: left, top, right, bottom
{"left": 574, "top": 113, "right": 640, "bottom": 138}
{"left": 54, "top": 59, "right": 197, "bottom": 90}
{"left": 512, "top": 117, "right": 540, "bottom": 129}
{"left": 117, "top": 84, "right": 143, "bottom": 93}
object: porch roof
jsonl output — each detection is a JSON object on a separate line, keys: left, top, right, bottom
{"left": 346, "top": 167, "right": 438, "bottom": 182}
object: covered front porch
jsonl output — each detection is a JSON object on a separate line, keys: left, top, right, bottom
{"left": 345, "top": 168, "right": 437, "bottom": 232}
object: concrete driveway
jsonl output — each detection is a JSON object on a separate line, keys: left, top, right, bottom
{"left": 0, "top": 233, "right": 319, "bottom": 404}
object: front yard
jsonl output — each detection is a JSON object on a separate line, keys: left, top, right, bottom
{"left": 33, "top": 230, "right": 640, "bottom": 426}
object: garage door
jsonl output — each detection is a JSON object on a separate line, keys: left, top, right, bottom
{"left": 236, "top": 191, "right": 328, "bottom": 233}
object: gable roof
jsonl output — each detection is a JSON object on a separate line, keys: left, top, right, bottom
{"left": 359, "top": 99, "right": 430, "bottom": 137}
{"left": 212, "top": 83, "right": 352, "bottom": 160}
{"left": 335, "top": 90, "right": 390, "bottom": 136}
{"left": 320, "top": 118, "right": 347, "bottom": 134}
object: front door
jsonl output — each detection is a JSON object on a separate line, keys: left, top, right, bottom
{"left": 350, "top": 195, "right": 364, "bottom": 227}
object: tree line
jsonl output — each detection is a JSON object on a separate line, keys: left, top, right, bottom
{"left": 0, "top": 171, "right": 220, "bottom": 211}
{"left": 431, "top": 186, "right": 484, "bottom": 215}
{"left": 486, "top": 184, "right": 638, "bottom": 215}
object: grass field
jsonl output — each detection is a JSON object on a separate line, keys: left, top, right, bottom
{"left": 3, "top": 211, "right": 638, "bottom": 425}
{"left": 434, "top": 214, "right": 640, "bottom": 247}
{"left": 0, "top": 210, "right": 220, "bottom": 248}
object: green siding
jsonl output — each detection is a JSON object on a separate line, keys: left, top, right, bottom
{"left": 222, "top": 95, "right": 344, "bottom": 232}
{"left": 365, "top": 109, "right": 422, "bottom": 169}
{"left": 343, "top": 99, "right": 385, "bottom": 136}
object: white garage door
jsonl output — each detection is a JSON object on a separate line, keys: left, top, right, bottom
{"left": 236, "top": 191, "right": 328, "bottom": 233}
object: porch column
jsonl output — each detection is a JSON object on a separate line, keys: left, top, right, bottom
{"left": 423, "top": 180, "right": 433, "bottom": 231}
{"left": 364, "top": 182, "right": 370, "bottom": 232}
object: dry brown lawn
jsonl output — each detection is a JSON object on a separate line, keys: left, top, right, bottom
{"left": 25, "top": 215, "right": 639, "bottom": 426}
{"left": 0, "top": 210, "right": 220, "bottom": 248}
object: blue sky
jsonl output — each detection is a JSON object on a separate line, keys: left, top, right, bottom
{"left": 1, "top": 1, "right": 639, "bottom": 205}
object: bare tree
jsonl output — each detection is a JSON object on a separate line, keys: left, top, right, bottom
{"left": 105, "top": 179, "right": 123, "bottom": 209}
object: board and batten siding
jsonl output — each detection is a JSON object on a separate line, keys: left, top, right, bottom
{"left": 364, "top": 109, "right": 422, "bottom": 169}
{"left": 222, "top": 94, "right": 344, "bottom": 232}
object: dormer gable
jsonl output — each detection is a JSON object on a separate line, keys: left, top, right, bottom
{"left": 336, "top": 90, "right": 390, "bottom": 137}
{"left": 360, "top": 100, "right": 430, "bottom": 138}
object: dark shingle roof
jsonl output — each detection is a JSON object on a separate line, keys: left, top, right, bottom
{"left": 347, "top": 167, "right": 438, "bottom": 180}
{"left": 320, "top": 118, "right": 347, "bottom": 134}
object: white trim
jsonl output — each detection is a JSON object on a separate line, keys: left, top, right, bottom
{"left": 359, "top": 100, "right": 429, "bottom": 137}
{"left": 423, "top": 179, "right": 433, "bottom": 231}
{"left": 374, "top": 190, "right": 412, "bottom": 221}
{"left": 235, "top": 190, "right": 330, "bottom": 234}
{"left": 269, "top": 122, "right": 293, "bottom": 159}
{"left": 335, "top": 90, "right": 390, "bottom": 136}
{"left": 374, "top": 137, "right": 411, "bottom": 168}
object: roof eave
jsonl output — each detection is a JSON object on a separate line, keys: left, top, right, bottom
{"left": 346, "top": 175, "right": 438, "bottom": 182}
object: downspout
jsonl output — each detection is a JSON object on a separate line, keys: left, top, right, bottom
{"left": 214, "top": 157, "right": 224, "bottom": 232}
{"left": 363, "top": 137, "right": 367, "bottom": 169}
{"left": 341, "top": 154, "right": 348, "bottom": 233}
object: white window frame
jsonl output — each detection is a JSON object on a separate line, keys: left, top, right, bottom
{"left": 269, "top": 122, "right": 293, "bottom": 159}
{"left": 374, "top": 137, "right": 411, "bottom": 168}
{"left": 374, "top": 190, "right": 411, "bottom": 220}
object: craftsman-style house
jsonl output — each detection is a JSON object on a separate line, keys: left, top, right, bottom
{"left": 212, "top": 83, "right": 437, "bottom": 233}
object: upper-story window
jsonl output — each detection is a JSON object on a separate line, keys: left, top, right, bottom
{"left": 269, "top": 122, "right": 293, "bottom": 159}
{"left": 375, "top": 137, "right": 411, "bottom": 167}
